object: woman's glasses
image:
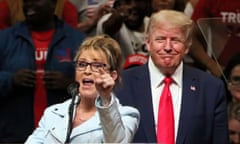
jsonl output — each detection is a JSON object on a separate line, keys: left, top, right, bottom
{"left": 229, "top": 76, "right": 240, "bottom": 87}
{"left": 74, "top": 61, "right": 107, "bottom": 72}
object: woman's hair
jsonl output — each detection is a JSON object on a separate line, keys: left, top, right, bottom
{"left": 224, "top": 53, "right": 240, "bottom": 81}
{"left": 222, "top": 53, "right": 240, "bottom": 103}
{"left": 228, "top": 102, "right": 240, "bottom": 121}
{"left": 74, "top": 34, "right": 122, "bottom": 84}
{"left": 146, "top": 9, "right": 193, "bottom": 48}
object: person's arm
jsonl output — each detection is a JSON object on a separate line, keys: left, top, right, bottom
{"left": 101, "top": 4, "right": 132, "bottom": 36}
{"left": 94, "top": 68, "right": 139, "bottom": 143}
{"left": 78, "top": 4, "right": 112, "bottom": 33}
{"left": 189, "top": 0, "right": 222, "bottom": 77}
{"left": 96, "top": 94, "right": 140, "bottom": 143}
{"left": 101, "top": 9, "right": 124, "bottom": 36}
{"left": 189, "top": 24, "right": 222, "bottom": 77}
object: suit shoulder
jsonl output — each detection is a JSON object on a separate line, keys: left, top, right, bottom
{"left": 185, "top": 65, "right": 223, "bottom": 83}
{"left": 122, "top": 65, "right": 146, "bottom": 75}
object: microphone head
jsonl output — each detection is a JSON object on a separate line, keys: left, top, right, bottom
{"left": 67, "top": 81, "right": 80, "bottom": 97}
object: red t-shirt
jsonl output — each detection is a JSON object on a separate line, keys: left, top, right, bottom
{"left": 192, "top": 0, "right": 240, "bottom": 22}
{"left": 0, "top": 0, "right": 78, "bottom": 30}
{"left": 0, "top": 0, "right": 10, "bottom": 29}
{"left": 192, "top": 0, "right": 240, "bottom": 66}
{"left": 31, "top": 29, "right": 55, "bottom": 127}
{"left": 62, "top": 1, "right": 78, "bottom": 28}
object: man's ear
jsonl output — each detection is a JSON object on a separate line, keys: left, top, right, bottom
{"left": 145, "top": 36, "right": 151, "bottom": 52}
{"left": 110, "top": 70, "right": 118, "bottom": 81}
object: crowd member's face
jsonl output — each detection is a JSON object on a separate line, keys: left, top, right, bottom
{"left": 151, "top": 0, "right": 175, "bottom": 13}
{"left": 228, "top": 64, "right": 240, "bottom": 101}
{"left": 229, "top": 118, "right": 240, "bottom": 144}
{"left": 22, "top": 0, "right": 56, "bottom": 27}
{"left": 146, "top": 26, "right": 188, "bottom": 74}
{"left": 75, "top": 49, "right": 109, "bottom": 99}
{"left": 118, "top": 0, "right": 147, "bottom": 31}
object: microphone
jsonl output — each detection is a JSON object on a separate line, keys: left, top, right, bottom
{"left": 67, "top": 81, "right": 80, "bottom": 98}
{"left": 65, "top": 81, "right": 80, "bottom": 143}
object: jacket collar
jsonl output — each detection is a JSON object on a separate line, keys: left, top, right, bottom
{"left": 47, "top": 100, "right": 101, "bottom": 143}
{"left": 14, "top": 16, "right": 66, "bottom": 46}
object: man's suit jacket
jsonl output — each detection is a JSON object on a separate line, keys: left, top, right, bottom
{"left": 114, "top": 63, "right": 229, "bottom": 144}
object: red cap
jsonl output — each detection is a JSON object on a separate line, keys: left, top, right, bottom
{"left": 123, "top": 54, "right": 148, "bottom": 69}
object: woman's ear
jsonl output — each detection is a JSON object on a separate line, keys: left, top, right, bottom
{"left": 110, "top": 70, "right": 118, "bottom": 81}
{"left": 228, "top": 82, "right": 233, "bottom": 91}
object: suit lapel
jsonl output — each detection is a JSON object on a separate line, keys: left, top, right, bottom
{"left": 176, "top": 65, "right": 199, "bottom": 144}
{"left": 134, "top": 65, "right": 157, "bottom": 142}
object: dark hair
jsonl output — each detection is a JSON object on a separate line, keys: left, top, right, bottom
{"left": 224, "top": 53, "right": 240, "bottom": 80}
{"left": 174, "top": 0, "right": 187, "bottom": 11}
{"left": 222, "top": 52, "right": 240, "bottom": 103}
{"left": 228, "top": 101, "right": 240, "bottom": 120}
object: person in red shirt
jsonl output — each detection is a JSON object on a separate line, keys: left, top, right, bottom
{"left": 0, "top": 0, "right": 85, "bottom": 142}
{"left": 189, "top": 0, "right": 240, "bottom": 77}
{"left": 0, "top": 0, "right": 78, "bottom": 30}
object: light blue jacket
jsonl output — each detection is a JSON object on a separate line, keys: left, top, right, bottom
{"left": 25, "top": 95, "right": 140, "bottom": 144}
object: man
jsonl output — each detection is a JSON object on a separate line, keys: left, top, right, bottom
{"left": 0, "top": 0, "right": 78, "bottom": 30}
{"left": 96, "top": 0, "right": 150, "bottom": 61}
{"left": 0, "top": 0, "right": 85, "bottom": 142}
{"left": 114, "top": 10, "right": 229, "bottom": 143}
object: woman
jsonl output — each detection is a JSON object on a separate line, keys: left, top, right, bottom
{"left": 25, "top": 35, "right": 140, "bottom": 143}
{"left": 228, "top": 102, "right": 240, "bottom": 144}
{"left": 223, "top": 52, "right": 240, "bottom": 103}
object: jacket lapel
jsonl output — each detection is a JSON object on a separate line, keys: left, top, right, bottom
{"left": 134, "top": 65, "right": 157, "bottom": 142}
{"left": 176, "top": 65, "right": 199, "bottom": 144}
{"left": 47, "top": 102, "right": 71, "bottom": 143}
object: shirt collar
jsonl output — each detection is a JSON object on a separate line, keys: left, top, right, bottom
{"left": 148, "top": 57, "right": 183, "bottom": 88}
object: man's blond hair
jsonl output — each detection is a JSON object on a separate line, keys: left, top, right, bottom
{"left": 146, "top": 10, "right": 193, "bottom": 48}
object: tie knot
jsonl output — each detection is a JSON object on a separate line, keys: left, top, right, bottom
{"left": 164, "top": 77, "right": 172, "bottom": 85}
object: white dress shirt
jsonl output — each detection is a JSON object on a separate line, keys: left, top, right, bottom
{"left": 148, "top": 57, "right": 183, "bottom": 141}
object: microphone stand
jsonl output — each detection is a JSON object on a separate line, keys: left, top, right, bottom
{"left": 65, "top": 82, "right": 79, "bottom": 143}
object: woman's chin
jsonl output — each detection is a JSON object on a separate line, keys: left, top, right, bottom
{"left": 80, "top": 90, "right": 98, "bottom": 98}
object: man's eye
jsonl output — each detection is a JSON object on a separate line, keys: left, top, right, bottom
{"left": 155, "top": 39, "right": 165, "bottom": 43}
{"left": 171, "top": 38, "right": 183, "bottom": 43}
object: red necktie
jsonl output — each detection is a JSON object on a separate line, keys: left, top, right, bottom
{"left": 157, "top": 77, "right": 175, "bottom": 144}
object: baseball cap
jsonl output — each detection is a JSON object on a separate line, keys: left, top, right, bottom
{"left": 123, "top": 54, "right": 148, "bottom": 69}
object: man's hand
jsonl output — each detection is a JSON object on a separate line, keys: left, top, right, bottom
{"left": 43, "top": 71, "right": 73, "bottom": 90}
{"left": 13, "top": 69, "right": 36, "bottom": 87}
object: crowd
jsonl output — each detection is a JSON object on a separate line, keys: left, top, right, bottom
{"left": 0, "top": 0, "right": 239, "bottom": 143}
